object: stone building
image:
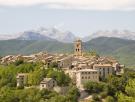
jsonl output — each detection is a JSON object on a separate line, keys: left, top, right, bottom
{"left": 57, "top": 56, "right": 72, "bottom": 69}
{"left": 16, "top": 73, "right": 28, "bottom": 87}
{"left": 40, "top": 78, "right": 57, "bottom": 90}
{"left": 76, "top": 69, "right": 99, "bottom": 88}
{"left": 74, "top": 39, "right": 82, "bottom": 56}
{"left": 93, "top": 64, "right": 114, "bottom": 79}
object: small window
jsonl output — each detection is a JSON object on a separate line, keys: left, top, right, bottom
{"left": 100, "top": 72, "right": 101, "bottom": 74}
{"left": 108, "top": 68, "right": 109, "bottom": 73}
{"left": 82, "top": 76, "right": 84, "bottom": 79}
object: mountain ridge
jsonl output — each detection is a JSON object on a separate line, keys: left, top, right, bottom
{"left": 0, "top": 28, "right": 135, "bottom": 42}
{"left": 83, "top": 30, "right": 135, "bottom": 42}
{"left": 17, "top": 31, "right": 55, "bottom": 41}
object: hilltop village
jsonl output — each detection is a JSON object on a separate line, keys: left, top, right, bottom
{"left": 0, "top": 39, "right": 126, "bottom": 102}
{"left": 0, "top": 39, "right": 124, "bottom": 88}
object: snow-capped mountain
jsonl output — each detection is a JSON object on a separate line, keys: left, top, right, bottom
{"left": 17, "top": 31, "right": 54, "bottom": 41}
{"left": 83, "top": 30, "right": 135, "bottom": 42}
{"left": 1, "top": 28, "right": 135, "bottom": 42}
{"left": 36, "top": 27, "right": 76, "bottom": 42}
{"left": 0, "top": 34, "right": 20, "bottom": 40}
{"left": 15, "top": 27, "right": 77, "bottom": 42}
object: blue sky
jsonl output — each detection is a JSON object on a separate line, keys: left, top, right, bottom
{"left": 0, "top": 0, "right": 135, "bottom": 37}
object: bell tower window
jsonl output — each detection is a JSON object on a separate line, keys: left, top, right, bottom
{"left": 74, "top": 39, "right": 82, "bottom": 56}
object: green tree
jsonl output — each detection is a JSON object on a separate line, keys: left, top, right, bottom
{"left": 100, "top": 91, "right": 108, "bottom": 99}
{"left": 125, "top": 79, "right": 135, "bottom": 97}
{"left": 28, "top": 69, "right": 45, "bottom": 85}
{"left": 14, "top": 59, "right": 24, "bottom": 66}
{"left": 49, "top": 62, "right": 58, "bottom": 68}
{"left": 66, "top": 86, "right": 80, "bottom": 102}
{"left": 84, "top": 81, "right": 105, "bottom": 93}
{"left": 92, "top": 94, "right": 100, "bottom": 101}
{"left": 0, "top": 86, "right": 18, "bottom": 102}
{"left": 117, "top": 92, "right": 135, "bottom": 102}
{"left": 47, "top": 69, "right": 71, "bottom": 86}
{"left": 105, "top": 96, "right": 115, "bottom": 102}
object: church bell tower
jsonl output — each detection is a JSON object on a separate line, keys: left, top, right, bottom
{"left": 74, "top": 39, "right": 82, "bottom": 56}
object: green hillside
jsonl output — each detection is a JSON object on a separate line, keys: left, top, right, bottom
{"left": 0, "top": 40, "right": 34, "bottom": 55}
{"left": 0, "top": 40, "right": 73, "bottom": 56}
{"left": 0, "top": 37, "right": 135, "bottom": 67}
{"left": 84, "top": 37, "right": 135, "bottom": 55}
{"left": 112, "top": 44, "right": 135, "bottom": 67}
{"left": 83, "top": 37, "right": 135, "bottom": 67}
{"left": 19, "top": 40, "right": 73, "bottom": 54}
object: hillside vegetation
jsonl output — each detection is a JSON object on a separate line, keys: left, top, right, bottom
{"left": 0, "top": 40, "right": 73, "bottom": 55}
{"left": 84, "top": 37, "right": 135, "bottom": 67}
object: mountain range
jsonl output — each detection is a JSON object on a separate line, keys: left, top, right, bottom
{"left": 0, "top": 27, "right": 77, "bottom": 43}
{"left": 0, "top": 27, "right": 135, "bottom": 42}
{"left": 83, "top": 30, "right": 135, "bottom": 41}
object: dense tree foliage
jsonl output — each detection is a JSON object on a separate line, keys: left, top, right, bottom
{"left": 105, "top": 96, "right": 115, "bottom": 102}
{"left": 0, "top": 86, "right": 80, "bottom": 102}
{"left": 0, "top": 61, "right": 73, "bottom": 102}
{"left": 84, "top": 81, "right": 107, "bottom": 93}
{"left": 66, "top": 86, "right": 80, "bottom": 102}
{"left": 125, "top": 79, "right": 135, "bottom": 97}
{"left": 117, "top": 78, "right": 135, "bottom": 102}
{"left": 0, "top": 61, "right": 71, "bottom": 87}
{"left": 0, "top": 62, "right": 40, "bottom": 88}
{"left": 14, "top": 59, "right": 24, "bottom": 66}
{"left": 46, "top": 69, "right": 71, "bottom": 86}
{"left": 92, "top": 94, "right": 100, "bottom": 102}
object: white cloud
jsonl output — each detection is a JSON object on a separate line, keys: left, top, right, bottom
{"left": 0, "top": 0, "right": 135, "bottom": 10}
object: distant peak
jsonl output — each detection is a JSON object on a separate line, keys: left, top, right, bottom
{"left": 38, "top": 27, "right": 48, "bottom": 31}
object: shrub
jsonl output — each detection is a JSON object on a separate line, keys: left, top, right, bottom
{"left": 14, "top": 59, "right": 24, "bottom": 66}
{"left": 100, "top": 91, "right": 108, "bottom": 99}
{"left": 105, "top": 96, "right": 115, "bottom": 102}
{"left": 92, "top": 94, "right": 100, "bottom": 101}
{"left": 84, "top": 81, "right": 106, "bottom": 93}
{"left": 17, "top": 85, "right": 24, "bottom": 89}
